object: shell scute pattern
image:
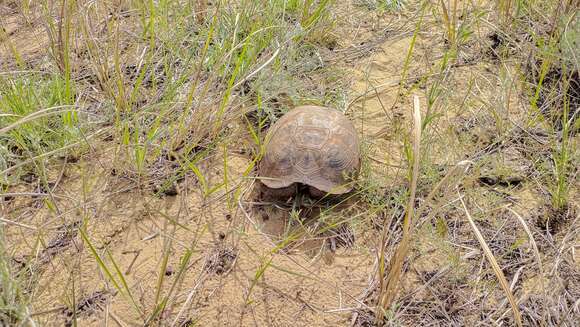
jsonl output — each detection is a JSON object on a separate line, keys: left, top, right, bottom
{"left": 259, "top": 105, "right": 361, "bottom": 194}
{"left": 294, "top": 149, "right": 324, "bottom": 175}
{"left": 292, "top": 126, "right": 330, "bottom": 150}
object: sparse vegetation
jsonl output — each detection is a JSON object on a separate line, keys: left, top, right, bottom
{"left": 1, "top": 0, "right": 578, "bottom": 326}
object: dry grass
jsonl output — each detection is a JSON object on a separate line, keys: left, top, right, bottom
{"left": 459, "top": 191, "right": 523, "bottom": 327}
{"left": 375, "top": 95, "right": 421, "bottom": 325}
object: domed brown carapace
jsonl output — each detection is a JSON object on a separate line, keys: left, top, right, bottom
{"left": 258, "top": 105, "right": 360, "bottom": 196}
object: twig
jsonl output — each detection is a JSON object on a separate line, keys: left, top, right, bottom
{"left": 170, "top": 272, "right": 209, "bottom": 327}
{"left": 232, "top": 45, "right": 280, "bottom": 90}
{"left": 458, "top": 191, "right": 523, "bottom": 327}
{"left": 0, "top": 217, "right": 36, "bottom": 230}
{"left": 376, "top": 95, "right": 422, "bottom": 325}
{"left": 507, "top": 206, "right": 545, "bottom": 304}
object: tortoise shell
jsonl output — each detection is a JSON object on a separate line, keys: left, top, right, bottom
{"left": 259, "top": 105, "right": 360, "bottom": 194}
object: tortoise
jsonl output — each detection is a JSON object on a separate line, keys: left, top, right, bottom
{"left": 258, "top": 105, "right": 360, "bottom": 199}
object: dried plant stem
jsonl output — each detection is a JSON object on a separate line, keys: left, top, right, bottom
{"left": 507, "top": 207, "right": 546, "bottom": 320}
{"left": 376, "top": 95, "right": 422, "bottom": 325}
{"left": 459, "top": 192, "right": 523, "bottom": 327}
